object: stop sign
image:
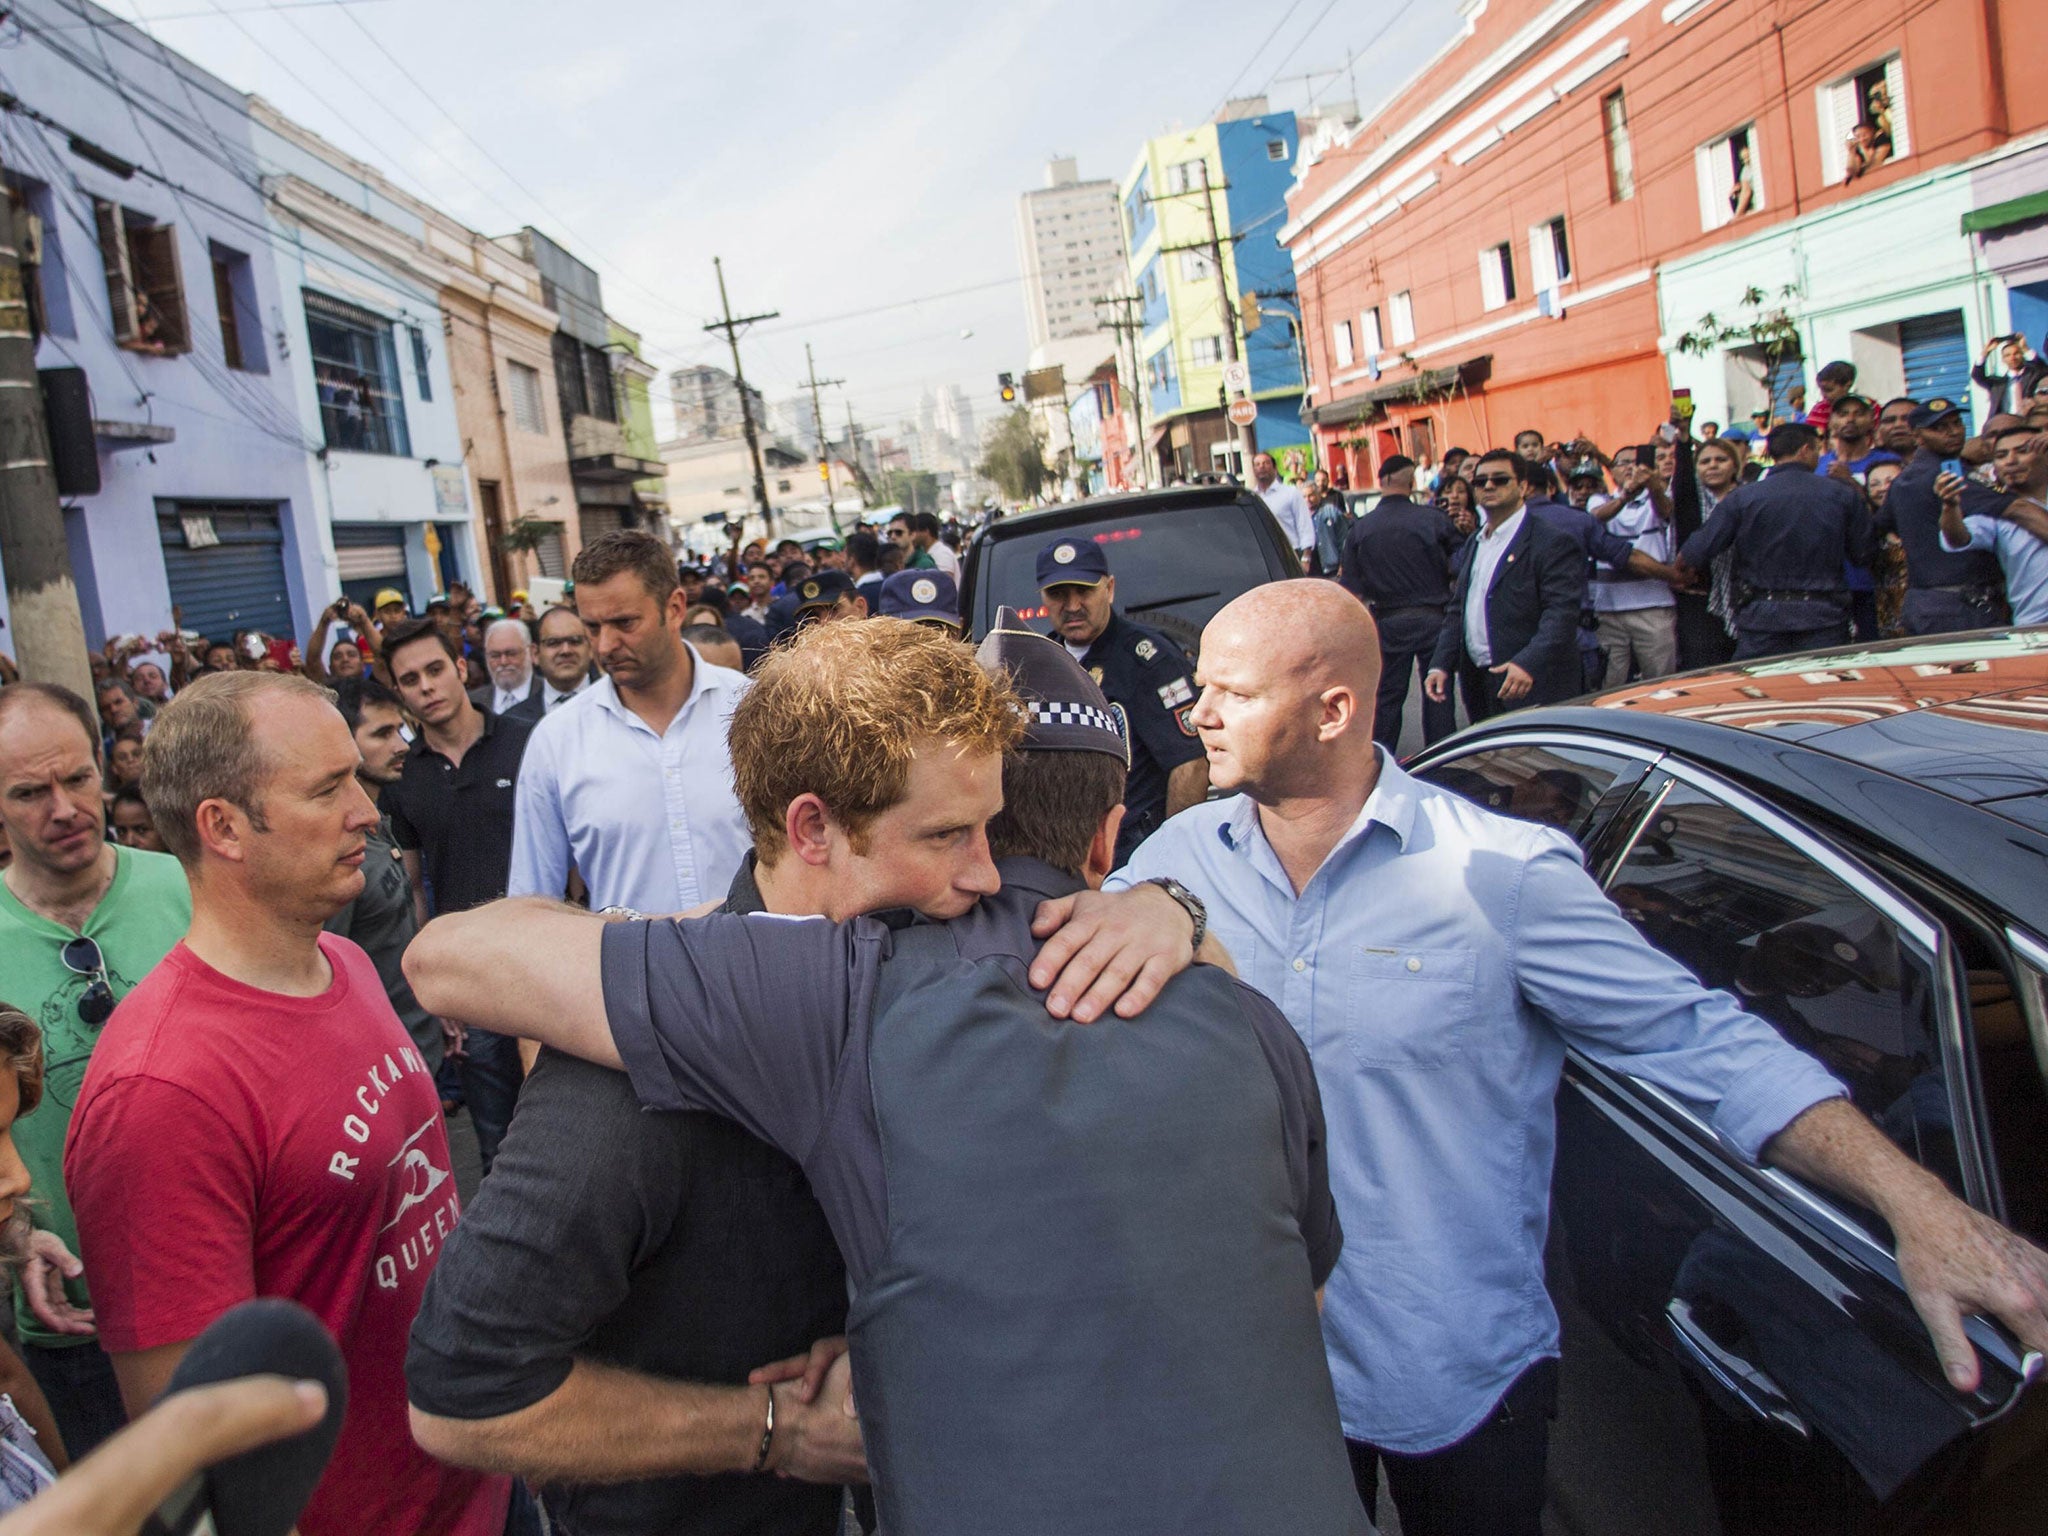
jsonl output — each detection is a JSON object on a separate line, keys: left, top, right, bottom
{"left": 1227, "top": 398, "right": 1258, "bottom": 426}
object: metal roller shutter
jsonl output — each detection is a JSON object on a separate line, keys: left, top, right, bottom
{"left": 577, "top": 507, "right": 625, "bottom": 546}
{"left": 332, "top": 523, "right": 409, "bottom": 616}
{"left": 1900, "top": 311, "right": 1972, "bottom": 427}
{"left": 159, "top": 504, "right": 293, "bottom": 643}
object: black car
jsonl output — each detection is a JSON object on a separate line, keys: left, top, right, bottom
{"left": 1406, "top": 631, "right": 2048, "bottom": 1535}
{"left": 957, "top": 486, "right": 1301, "bottom": 651}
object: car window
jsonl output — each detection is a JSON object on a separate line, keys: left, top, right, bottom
{"left": 1414, "top": 742, "right": 1645, "bottom": 848}
{"left": 1953, "top": 923, "right": 2048, "bottom": 1243}
{"left": 977, "top": 502, "right": 1273, "bottom": 654}
{"left": 1604, "top": 782, "right": 1964, "bottom": 1206}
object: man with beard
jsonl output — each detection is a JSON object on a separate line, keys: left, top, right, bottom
{"left": 469, "top": 618, "right": 540, "bottom": 718}
{"left": 326, "top": 679, "right": 448, "bottom": 1073}
{"left": 0, "top": 685, "right": 190, "bottom": 1457}
{"left": 508, "top": 532, "right": 749, "bottom": 915}
{"left": 382, "top": 619, "right": 533, "bottom": 1173}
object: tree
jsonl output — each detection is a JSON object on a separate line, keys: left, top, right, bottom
{"left": 877, "top": 469, "right": 940, "bottom": 518}
{"left": 1676, "top": 284, "right": 1804, "bottom": 404}
{"left": 977, "top": 408, "right": 1051, "bottom": 503}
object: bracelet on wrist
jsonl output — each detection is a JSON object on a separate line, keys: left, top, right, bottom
{"left": 750, "top": 1383, "right": 776, "bottom": 1473}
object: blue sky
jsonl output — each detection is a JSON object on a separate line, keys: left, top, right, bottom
{"left": 98, "top": 0, "right": 1457, "bottom": 441}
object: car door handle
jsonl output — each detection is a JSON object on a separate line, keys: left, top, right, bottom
{"left": 1666, "top": 1298, "right": 1811, "bottom": 1441}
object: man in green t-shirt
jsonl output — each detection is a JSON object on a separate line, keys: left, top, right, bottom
{"left": 0, "top": 684, "right": 190, "bottom": 1457}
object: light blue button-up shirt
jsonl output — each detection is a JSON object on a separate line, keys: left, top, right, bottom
{"left": 509, "top": 649, "right": 751, "bottom": 913}
{"left": 1943, "top": 511, "right": 2048, "bottom": 625}
{"left": 1109, "top": 752, "right": 1844, "bottom": 1453}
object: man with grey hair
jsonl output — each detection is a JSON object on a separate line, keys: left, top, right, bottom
{"left": 63, "top": 671, "right": 510, "bottom": 1536}
{"left": 470, "top": 616, "right": 539, "bottom": 718}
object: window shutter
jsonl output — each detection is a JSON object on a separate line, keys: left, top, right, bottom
{"left": 1360, "top": 307, "right": 1382, "bottom": 358}
{"left": 131, "top": 223, "right": 190, "bottom": 353}
{"left": 1528, "top": 225, "right": 1557, "bottom": 293}
{"left": 1820, "top": 81, "right": 1857, "bottom": 182}
{"left": 1742, "top": 127, "right": 1765, "bottom": 211}
{"left": 1884, "top": 56, "right": 1909, "bottom": 156}
{"left": 1333, "top": 320, "right": 1354, "bottom": 368}
{"left": 1479, "top": 250, "right": 1504, "bottom": 310}
{"left": 94, "top": 199, "right": 137, "bottom": 343}
{"left": 1390, "top": 290, "right": 1414, "bottom": 345}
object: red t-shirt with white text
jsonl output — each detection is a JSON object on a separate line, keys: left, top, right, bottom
{"left": 65, "top": 935, "right": 508, "bottom": 1536}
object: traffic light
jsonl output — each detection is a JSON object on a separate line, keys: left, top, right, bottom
{"left": 998, "top": 372, "right": 1017, "bottom": 403}
{"left": 1241, "top": 290, "right": 1262, "bottom": 332}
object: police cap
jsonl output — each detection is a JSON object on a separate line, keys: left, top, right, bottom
{"left": 878, "top": 569, "right": 960, "bottom": 627}
{"left": 1034, "top": 537, "right": 1111, "bottom": 589}
{"left": 976, "top": 607, "right": 1129, "bottom": 766}
{"left": 793, "top": 568, "right": 859, "bottom": 612}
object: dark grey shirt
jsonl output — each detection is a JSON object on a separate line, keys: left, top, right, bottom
{"left": 323, "top": 813, "right": 440, "bottom": 1073}
{"left": 601, "top": 858, "right": 1338, "bottom": 1289}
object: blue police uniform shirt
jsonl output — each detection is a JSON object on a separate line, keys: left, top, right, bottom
{"left": 1069, "top": 612, "right": 1204, "bottom": 866}
{"left": 1108, "top": 752, "right": 1845, "bottom": 1453}
{"left": 1679, "top": 464, "right": 1873, "bottom": 632}
{"left": 1878, "top": 450, "right": 2010, "bottom": 591}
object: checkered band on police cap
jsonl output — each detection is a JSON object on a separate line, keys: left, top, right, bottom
{"left": 975, "top": 607, "right": 1130, "bottom": 766}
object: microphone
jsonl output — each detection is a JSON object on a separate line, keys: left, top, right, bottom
{"left": 152, "top": 1299, "right": 348, "bottom": 1536}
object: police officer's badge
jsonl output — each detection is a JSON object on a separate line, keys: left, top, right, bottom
{"left": 1053, "top": 543, "right": 1078, "bottom": 565}
{"left": 1088, "top": 667, "right": 1104, "bottom": 684}
{"left": 911, "top": 578, "right": 938, "bottom": 605}
{"left": 802, "top": 581, "right": 820, "bottom": 600}
{"left": 1157, "top": 676, "right": 1194, "bottom": 708}
{"left": 1134, "top": 638, "right": 1158, "bottom": 663}
{"left": 1175, "top": 705, "right": 1198, "bottom": 737}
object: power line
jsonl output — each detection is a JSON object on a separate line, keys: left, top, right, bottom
{"left": 1209, "top": 0, "right": 1310, "bottom": 120}
{"left": 35, "top": 0, "right": 391, "bottom": 29}
{"left": 749, "top": 276, "right": 1021, "bottom": 338}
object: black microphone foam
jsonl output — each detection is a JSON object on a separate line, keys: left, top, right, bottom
{"left": 161, "top": 1298, "right": 348, "bottom": 1536}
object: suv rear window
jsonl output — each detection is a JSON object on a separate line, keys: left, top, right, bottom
{"left": 976, "top": 502, "right": 1274, "bottom": 656}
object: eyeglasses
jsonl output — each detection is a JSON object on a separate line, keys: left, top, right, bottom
{"left": 60, "top": 936, "right": 116, "bottom": 1027}
{"left": 1471, "top": 474, "right": 1518, "bottom": 488}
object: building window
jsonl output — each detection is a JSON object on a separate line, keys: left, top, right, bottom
{"left": 1358, "top": 306, "right": 1383, "bottom": 359}
{"left": 506, "top": 359, "right": 546, "bottom": 434}
{"left": 1333, "top": 318, "right": 1355, "bottom": 369}
{"left": 409, "top": 325, "right": 433, "bottom": 402}
{"left": 1179, "top": 250, "right": 1214, "bottom": 283}
{"left": 93, "top": 200, "right": 189, "bottom": 354}
{"left": 1696, "top": 124, "right": 1763, "bottom": 231}
{"left": 209, "top": 242, "right": 261, "bottom": 372}
{"left": 305, "top": 289, "right": 410, "bottom": 457}
{"left": 1163, "top": 158, "right": 1208, "bottom": 196}
{"left": 552, "top": 333, "right": 617, "bottom": 423}
{"left": 1479, "top": 243, "right": 1517, "bottom": 311}
{"left": 1603, "top": 89, "right": 1635, "bottom": 202}
{"left": 1821, "top": 56, "right": 1908, "bottom": 184}
{"left": 1529, "top": 216, "right": 1571, "bottom": 293}
{"left": 1389, "top": 289, "right": 1415, "bottom": 346}
{"left": 1189, "top": 335, "right": 1225, "bottom": 367}
{"left": 1267, "top": 139, "right": 1288, "bottom": 162}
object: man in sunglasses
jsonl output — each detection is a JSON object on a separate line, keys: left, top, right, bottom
{"left": 0, "top": 683, "right": 191, "bottom": 1459}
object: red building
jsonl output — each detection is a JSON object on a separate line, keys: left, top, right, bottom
{"left": 1283, "top": 0, "right": 2048, "bottom": 488}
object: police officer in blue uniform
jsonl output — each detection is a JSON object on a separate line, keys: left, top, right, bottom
{"left": 1036, "top": 538, "right": 1208, "bottom": 866}
{"left": 1877, "top": 398, "right": 2013, "bottom": 635}
{"left": 1677, "top": 420, "right": 1873, "bottom": 660}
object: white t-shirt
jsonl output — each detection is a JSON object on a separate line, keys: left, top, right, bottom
{"left": 1588, "top": 492, "right": 1674, "bottom": 612}
{"left": 1462, "top": 510, "right": 1525, "bottom": 668}
{"left": 928, "top": 541, "right": 960, "bottom": 577}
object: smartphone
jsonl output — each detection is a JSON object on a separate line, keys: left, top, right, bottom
{"left": 1671, "top": 388, "right": 1695, "bottom": 420}
{"left": 1940, "top": 457, "right": 1964, "bottom": 480}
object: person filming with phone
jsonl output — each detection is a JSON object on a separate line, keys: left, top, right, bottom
{"left": 1874, "top": 400, "right": 2014, "bottom": 636}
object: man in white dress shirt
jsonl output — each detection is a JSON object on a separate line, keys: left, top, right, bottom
{"left": 1252, "top": 453, "right": 1315, "bottom": 568}
{"left": 510, "top": 532, "right": 750, "bottom": 914}
{"left": 472, "top": 618, "right": 540, "bottom": 717}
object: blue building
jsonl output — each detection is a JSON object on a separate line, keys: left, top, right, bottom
{"left": 1120, "top": 101, "right": 1311, "bottom": 483}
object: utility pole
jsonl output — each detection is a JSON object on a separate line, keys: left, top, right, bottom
{"left": 1093, "top": 294, "right": 1149, "bottom": 488}
{"left": 1195, "top": 160, "right": 1256, "bottom": 474}
{"left": 0, "top": 158, "right": 93, "bottom": 702}
{"left": 841, "top": 398, "right": 872, "bottom": 509}
{"left": 703, "top": 258, "right": 779, "bottom": 539}
{"left": 801, "top": 343, "right": 844, "bottom": 531}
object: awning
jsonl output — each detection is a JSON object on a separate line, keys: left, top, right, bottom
{"left": 1962, "top": 190, "right": 2048, "bottom": 236}
{"left": 1305, "top": 355, "right": 1491, "bottom": 426}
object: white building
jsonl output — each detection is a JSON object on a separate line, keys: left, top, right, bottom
{"left": 1016, "top": 156, "right": 1128, "bottom": 352}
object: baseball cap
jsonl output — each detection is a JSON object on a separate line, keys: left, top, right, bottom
{"left": 1908, "top": 399, "right": 1962, "bottom": 429}
{"left": 975, "top": 607, "right": 1129, "bottom": 765}
{"left": 792, "top": 568, "right": 859, "bottom": 613}
{"left": 373, "top": 588, "right": 406, "bottom": 611}
{"left": 1034, "top": 537, "right": 1111, "bottom": 589}
{"left": 1832, "top": 393, "right": 1876, "bottom": 411}
{"left": 878, "top": 570, "right": 960, "bottom": 628}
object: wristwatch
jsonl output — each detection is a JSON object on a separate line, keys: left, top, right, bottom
{"left": 597, "top": 905, "right": 645, "bottom": 922}
{"left": 1141, "top": 877, "right": 1207, "bottom": 953}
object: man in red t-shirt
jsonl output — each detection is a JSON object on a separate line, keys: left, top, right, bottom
{"left": 63, "top": 672, "right": 509, "bottom": 1536}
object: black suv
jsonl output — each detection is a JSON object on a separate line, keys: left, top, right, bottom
{"left": 956, "top": 486, "right": 1301, "bottom": 651}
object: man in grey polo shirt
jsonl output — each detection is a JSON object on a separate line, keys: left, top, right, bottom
{"left": 407, "top": 613, "right": 1369, "bottom": 1536}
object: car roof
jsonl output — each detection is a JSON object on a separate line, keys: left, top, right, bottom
{"left": 973, "top": 486, "right": 1261, "bottom": 537}
{"left": 1456, "top": 629, "right": 2048, "bottom": 935}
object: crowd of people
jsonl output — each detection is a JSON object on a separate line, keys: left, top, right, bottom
{"left": 0, "top": 398, "right": 2045, "bottom": 1534}
{"left": 1272, "top": 357, "right": 2048, "bottom": 752}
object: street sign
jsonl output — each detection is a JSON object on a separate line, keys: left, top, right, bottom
{"left": 1227, "top": 398, "right": 1258, "bottom": 427}
{"left": 1222, "top": 359, "right": 1250, "bottom": 392}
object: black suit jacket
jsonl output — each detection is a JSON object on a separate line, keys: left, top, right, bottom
{"left": 1430, "top": 511, "right": 1588, "bottom": 706}
{"left": 468, "top": 677, "right": 539, "bottom": 717}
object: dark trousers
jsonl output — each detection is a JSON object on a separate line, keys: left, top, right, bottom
{"left": 1675, "top": 593, "right": 1736, "bottom": 672}
{"left": 460, "top": 1026, "right": 523, "bottom": 1174}
{"left": 1902, "top": 586, "right": 2004, "bottom": 637}
{"left": 1347, "top": 1357, "right": 1558, "bottom": 1536}
{"left": 1732, "top": 622, "right": 1850, "bottom": 662}
{"left": 21, "top": 1336, "right": 128, "bottom": 1458}
{"left": 1455, "top": 658, "right": 1532, "bottom": 722}
{"left": 1374, "top": 607, "right": 1455, "bottom": 754}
